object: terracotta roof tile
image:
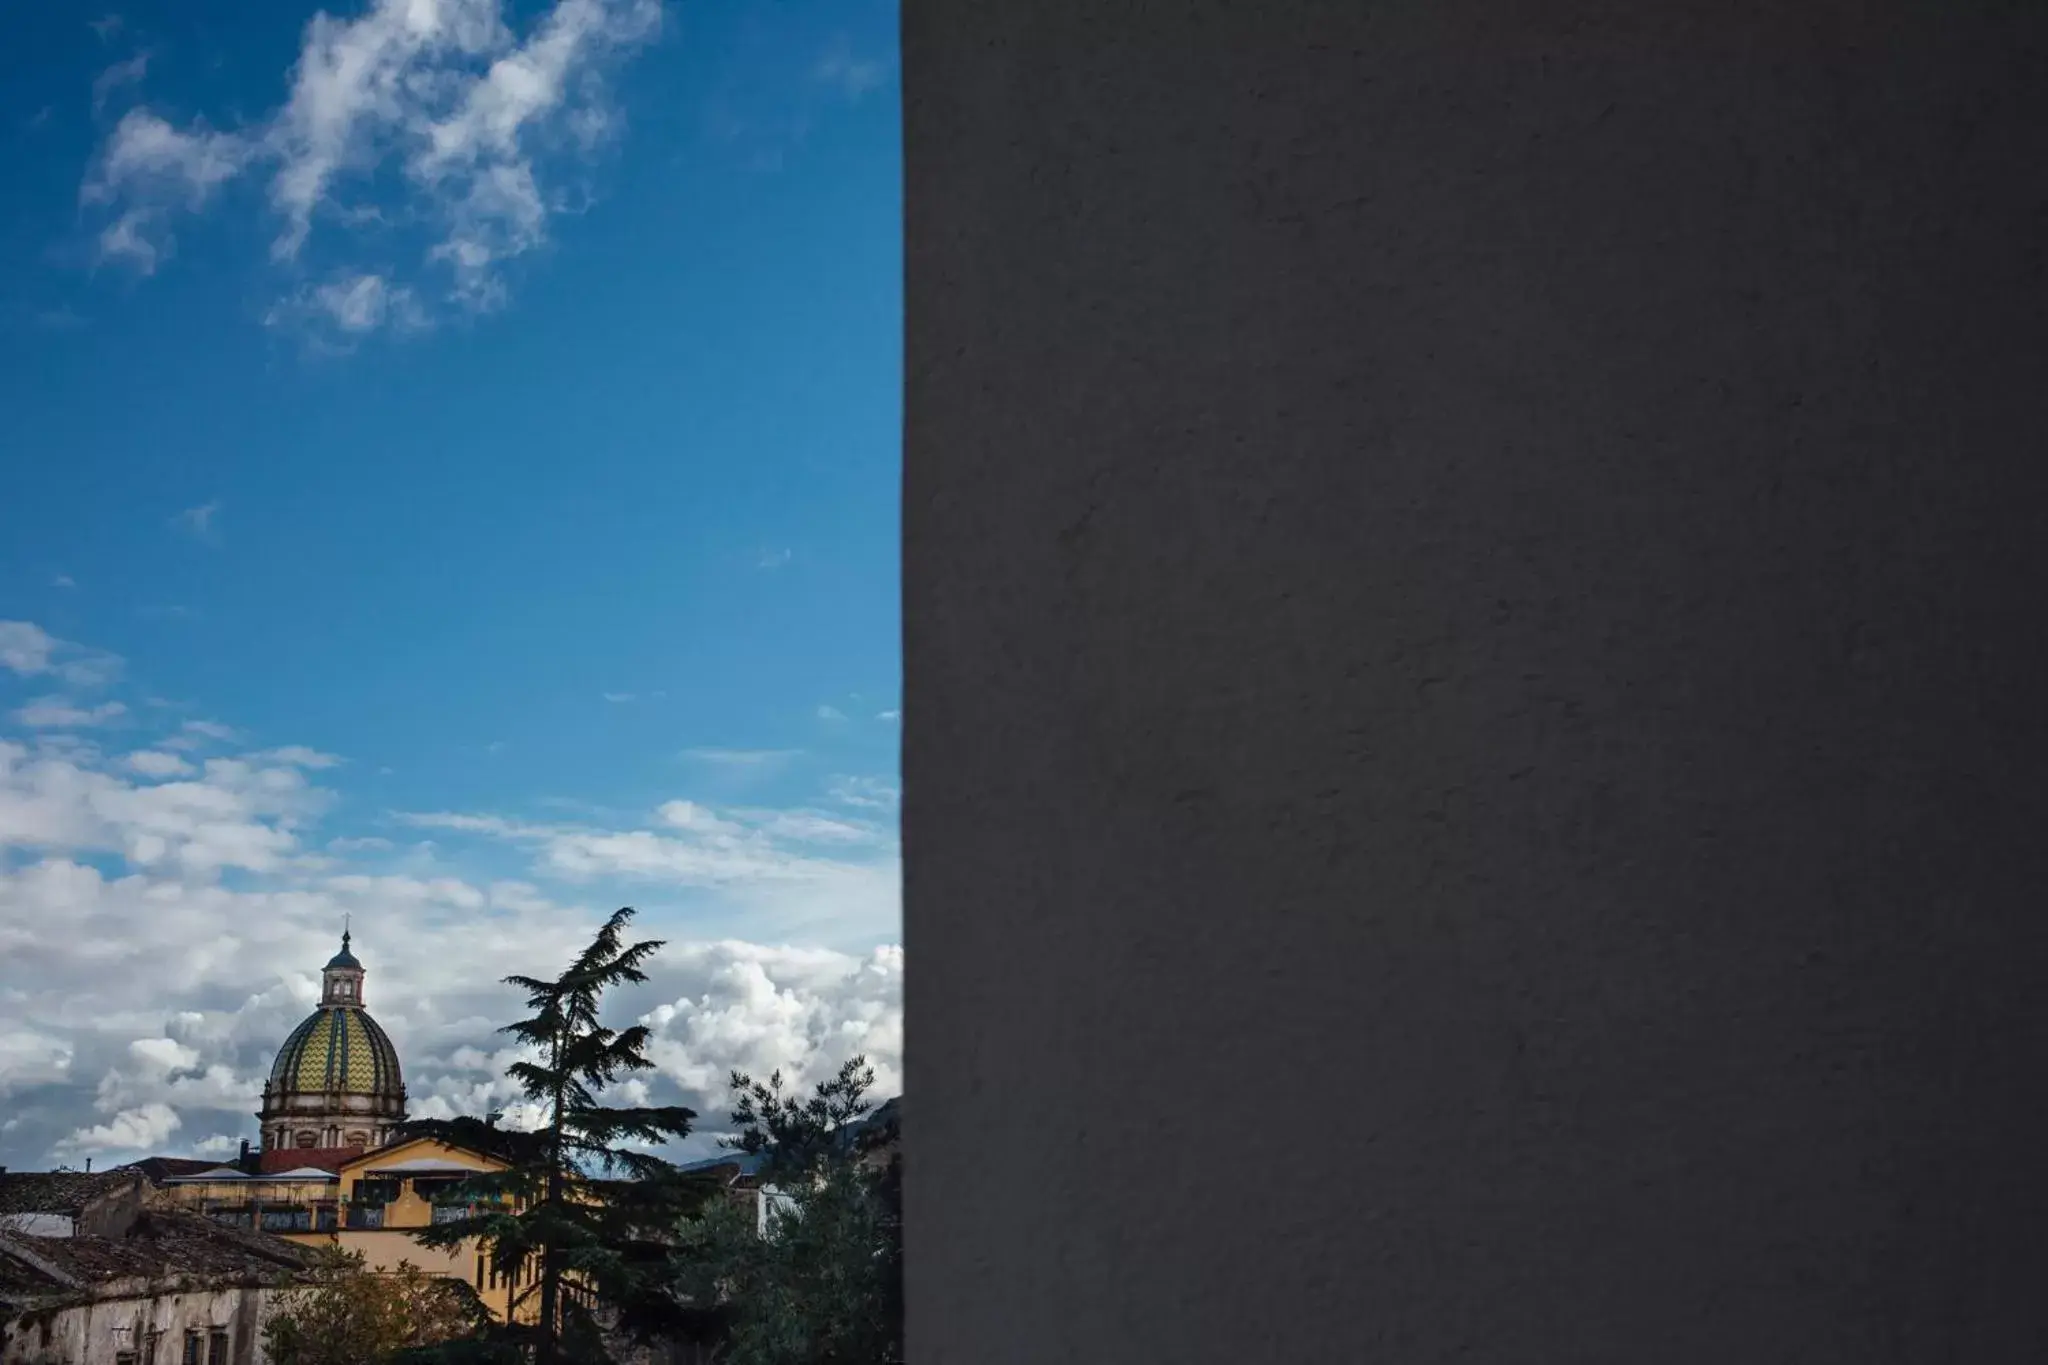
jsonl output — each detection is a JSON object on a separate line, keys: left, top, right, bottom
{"left": 256, "top": 1146, "right": 361, "bottom": 1175}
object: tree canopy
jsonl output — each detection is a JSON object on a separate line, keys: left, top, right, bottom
{"left": 263, "top": 1248, "right": 488, "bottom": 1365}
{"left": 670, "top": 1057, "right": 904, "bottom": 1365}
{"left": 398, "top": 907, "right": 712, "bottom": 1364}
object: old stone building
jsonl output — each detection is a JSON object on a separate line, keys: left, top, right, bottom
{"left": 0, "top": 1173, "right": 313, "bottom": 1365}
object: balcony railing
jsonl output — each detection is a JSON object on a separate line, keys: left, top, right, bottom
{"left": 345, "top": 1206, "right": 385, "bottom": 1230}
{"left": 432, "top": 1199, "right": 510, "bottom": 1224}
{"left": 205, "top": 1204, "right": 326, "bottom": 1233}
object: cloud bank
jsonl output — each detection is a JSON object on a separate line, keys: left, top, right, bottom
{"left": 0, "top": 618, "right": 900, "bottom": 1170}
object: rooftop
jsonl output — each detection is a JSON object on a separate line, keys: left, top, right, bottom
{"left": 0, "top": 1208, "right": 313, "bottom": 1305}
{"left": 256, "top": 1147, "right": 362, "bottom": 1176}
{"left": 0, "top": 1171, "right": 142, "bottom": 1217}
{"left": 122, "top": 1157, "right": 241, "bottom": 1186}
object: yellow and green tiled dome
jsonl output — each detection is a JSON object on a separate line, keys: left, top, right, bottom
{"left": 269, "top": 1003, "right": 404, "bottom": 1096}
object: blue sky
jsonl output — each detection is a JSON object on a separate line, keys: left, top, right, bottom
{"left": 0, "top": 0, "right": 902, "bottom": 1167}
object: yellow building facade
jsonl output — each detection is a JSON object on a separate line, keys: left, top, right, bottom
{"left": 287, "top": 1138, "right": 532, "bottom": 1323}
{"left": 148, "top": 1137, "right": 533, "bottom": 1323}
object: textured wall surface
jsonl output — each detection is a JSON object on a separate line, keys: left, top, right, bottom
{"left": 0, "top": 1285, "right": 278, "bottom": 1365}
{"left": 902, "top": 1, "right": 2048, "bottom": 1361}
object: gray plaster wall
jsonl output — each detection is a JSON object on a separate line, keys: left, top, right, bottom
{"left": 901, "top": 1, "right": 2048, "bottom": 1361}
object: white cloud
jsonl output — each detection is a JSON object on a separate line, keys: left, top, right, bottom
{"left": 82, "top": 0, "right": 664, "bottom": 331}
{"left": 125, "top": 750, "right": 194, "bottom": 778}
{"left": 97, "top": 209, "right": 164, "bottom": 273}
{"left": 2, "top": 847, "right": 901, "bottom": 1166}
{"left": 129, "top": 1037, "right": 202, "bottom": 1071}
{"left": 815, "top": 704, "right": 846, "bottom": 722}
{"left": 0, "top": 619, "right": 901, "bottom": 1171}
{"left": 876, "top": 710, "right": 899, "bottom": 722}
{"left": 634, "top": 941, "right": 903, "bottom": 1131}
{"left": 812, "top": 44, "right": 887, "bottom": 102}
{"left": 60, "top": 1103, "right": 182, "bottom": 1156}
{"left": 267, "top": 273, "right": 426, "bottom": 339}
{"left": 169, "top": 719, "right": 241, "bottom": 748}
{"left": 323, "top": 874, "right": 486, "bottom": 910}
{"left": 398, "top": 785, "right": 900, "bottom": 942}
{"left": 602, "top": 692, "right": 634, "bottom": 703}
{"left": 0, "top": 738, "right": 331, "bottom": 875}
{"left": 0, "top": 622, "right": 60, "bottom": 675}
{"left": 680, "top": 747, "right": 797, "bottom": 767}
{"left": 86, "top": 110, "right": 249, "bottom": 211}
{"left": 0, "top": 1030, "right": 75, "bottom": 1097}
{"left": 757, "top": 548, "right": 792, "bottom": 570}
{"left": 654, "top": 799, "right": 743, "bottom": 837}
{"left": 0, "top": 622, "right": 123, "bottom": 685}
{"left": 51, "top": 575, "right": 78, "bottom": 590}
{"left": 254, "top": 746, "right": 343, "bottom": 769}
{"left": 13, "top": 698, "right": 128, "bottom": 729}
{"left": 738, "top": 810, "right": 885, "bottom": 847}
{"left": 828, "top": 775, "right": 899, "bottom": 811}
{"left": 171, "top": 500, "right": 222, "bottom": 544}
{"left": 92, "top": 52, "right": 151, "bottom": 115}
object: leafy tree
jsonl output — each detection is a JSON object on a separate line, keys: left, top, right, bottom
{"left": 671, "top": 1057, "right": 903, "bottom": 1365}
{"left": 263, "top": 1248, "right": 487, "bottom": 1365}
{"left": 399, "top": 907, "right": 710, "bottom": 1365}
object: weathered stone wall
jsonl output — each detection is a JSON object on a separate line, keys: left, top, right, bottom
{"left": 74, "top": 1184, "right": 145, "bottom": 1244}
{"left": 1, "top": 1282, "right": 283, "bottom": 1365}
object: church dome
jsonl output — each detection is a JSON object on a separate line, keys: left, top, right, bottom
{"left": 257, "top": 931, "right": 408, "bottom": 1159}
{"left": 269, "top": 1005, "right": 403, "bottom": 1096}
